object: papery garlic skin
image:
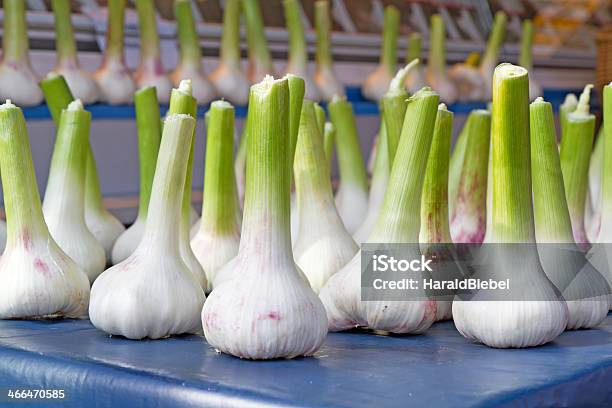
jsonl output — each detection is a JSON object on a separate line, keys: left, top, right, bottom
{"left": 320, "top": 87, "right": 441, "bottom": 334}
{"left": 0, "top": 101, "right": 89, "bottom": 319}
{"left": 93, "top": 0, "right": 135, "bottom": 105}
{"left": 111, "top": 218, "right": 145, "bottom": 264}
{"left": 202, "top": 76, "right": 327, "bottom": 359}
{"left": 43, "top": 101, "right": 106, "bottom": 282}
{"left": 90, "top": 114, "right": 205, "bottom": 339}
{"left": 0, "top": 0, "right": 44, "bottom": 106}
{"left": 448, "top": 65, "right": 485, "bottom": 102}
{"left": 51, "top": 0, "right": 100, "bottom": 104}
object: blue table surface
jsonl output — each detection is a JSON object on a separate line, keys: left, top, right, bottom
{"left": 0, "top": 314, "right": 611, "bottom": 408}
{"left": 21, "top": 87, "right": 583, "bottom": 120}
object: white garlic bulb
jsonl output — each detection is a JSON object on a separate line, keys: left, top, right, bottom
{"left": 202, "top": 76, "right": 327, "bottom": 359}
{"left": 43, "top": 100, "right": 106, "bottom": 283}
{"left": 90, "top": 113, "right": 205, "bottom": 339}
{"left": 0, "top": 100, "right": 89, "bottom": 319}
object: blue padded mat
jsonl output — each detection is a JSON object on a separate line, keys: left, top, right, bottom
{"left": 0, "top": 316, "right": 611, "bottom": 407}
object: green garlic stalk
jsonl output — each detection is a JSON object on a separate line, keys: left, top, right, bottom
{"left": 405, "top": 33, "right": 426, "bottom": 94}
{"left": 586, "top": 127, "right": 604, "bottom": 243}
{"left": 324, "top": 122, "right": 336, "bottom": 172}
{"left": 284, "top": 0, "right": 320, "bottom": 100}
{"left": 559, "top": 85, "right": 595, "bottom": 248}
{"left": 134, "top": 0, "right": 173, "bottom": 103}
{"left": 210, "top": 0, "right": 250, "bottom": 105}
{"left": 171, "top": 0, "right": 216, "bottom": 104}
{"left": 242, "top": 0, "right": 274, "bottom": 83}
{"left": 362, "top": 6, "right": 400, "bottom": 101}
{"left": 519, "top": 19, "right": 542, "bottom": 100}
{"left": 328, "top": 95, "right": 369, "bottom": 234}
{"left": 111, "top": 87, "right": 162, "bottom": 264}
{"left": 479, "top": 12, "right": 507, "bottom": 101}
{"left": 559, "top": 93, "right": 578, "bottom": 141}
{"left": 51, "top": 0, "right": 100, "bottom": 104}
{"left": 314, "top": 0, "right": 344, "bottom": 101}
{"left": 93, "top": 0, "right": 136, "bottom": 104}
{"left": 426, "top": 15, "right": 457, "bottom": 104}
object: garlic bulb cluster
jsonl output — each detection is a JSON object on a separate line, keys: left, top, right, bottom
{"left": 426, "top": 15, "right": 457, "bottom": 104}
{"left": 170, "top": 0, "right": 215, "bottom": 105}
{"left": 405, "top": 33, "right": 427, "bottom": 95}
{"left": 0, "top": 0, "right": 44, "bottom": 106}
{"left": 134, "top": 0, "right": 173, "bottom": 104}
{"left": 419, "top": 104, "right": 457, "bottom": 321}
{"left": 112, "top": 87, "right": 162, "bottom": 264}
{"left": 51, "top": 0, "right": 100, "bottom": 104}
{"left": 42, "top": 100, "right": 106, "bottom": 283}
{"left": 202, "top": 76, "right": 327, "bottom": 360}
{"left": 452, "top": 64, "right": 568, "bottom": 348}
{"left": 314, "top": 0, "right": 345, "bottom": 101}
{"left": 329, "top": 95, "right": 369, "bottom": 234}
{"left": 90, "top": 113, "right": 205, "bottom": 339}
{"left": 320, "top": 87, "right": 441, "bottom": 333}
{"left": 209, "top": 0, "right": 250, "bottom": 105}
{"left": 531, "top": 97, "right": 609, "bottom": 330}
{"left": 93, "top": 0, "right": 136, "bottom": 104}
{"left": 361, "top": 6, "right": 400, "bottom": 101}
{"left": 191, "top": 101, "right": 241, "bottom": 292}
{"left": 293, "top": 100, "right": 358, "bottom": 293}
{"left": 0, "top": 100, "right": 89, "bottom": 319}
{"left": 284, "top": 0, "right": 320, "bottom": 100}
{"left": 449, "top": 110, "right": 491, "bottom": 244}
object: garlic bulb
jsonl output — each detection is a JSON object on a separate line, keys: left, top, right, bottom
{"left": 293, "top": 100, "right": 358, "bottom": 293}
{"left": 167, "top": 80, "right": 207, "bottom": 290}
{"left": 419, "top": 104, "right": 457, "bottom": 321}
{"left": 405, "top": 33, "right": 426, "bottom": 95}
{"left": 284, "top": 0, "right": 320, "bottom": 100}
{"left": 0, "top": 100, "right": 89, "bottom": 318}
{"left": 209, "top": 0, "right": 250, "bottom": 105}
{"left": 426, "top": 15, "right": 457, "bottom": 104}
{"left": 314, "top": 0, "right": 345, "bottom": 101}
{"left": 531, "top": 97, "right": 609, "bottom": 330}
{"left": 319, "top": 87, "right": 441, "bottom": 333}
{"left": 202, "top": 76, "right": 327, "bottom": 360}
{"left": 0, "top": 0, "right": 44, "bottom": 106}
{"left": 452, "top": 64, "right": 568, "bottom": 348}
{"left": 449, "top": 110, "right": 491, "bottom": 243}
{"left": 50, "top": 0, "right": 100, "bottom": 104}
{"left": 134, "top": 0, "right": 173, "bottom": 104}
{"left": 40, "top": 72, "right": 126, "bottom": 265}
{"left": 243, "top": 0, "right": 275, "bottom": 83}
{"left": 42, "top": 100, "right": 106, "bottom": 283}
{"left": 448, "top": 53, "right": 485, "bottom": 102}
{"left": 361, "top": 6, "right": 400, "bottom": 101}
{"left": 559, "top": 85, "right": 595, "bottom": 248}
{"left": 170, "top": 0, "right": 215, "bottom": 105}
{"left": 478, "top": 12, "right": 507, "bottom": 101}
{"left": 191, "top": 101, "right": 241, "bottom": 292}
{"left": 93, "top": 0, "right": 136, "bottom": 104}
{"left": 355, "top": 63, "right": 416, "bottom": 243}
{"left": 90, "top": 113, "right": 205, "bottom": 339}
{"left": 329, "top": 95, "right": 369, "bottom": 234}
{"left": 112, "top": 87, "right": 162, "bottom": 264}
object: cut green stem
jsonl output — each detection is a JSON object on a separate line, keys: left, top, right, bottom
{"left": 519, "top": 20, "right": 534, "bottom": 69}
{"left": 105, "top": 0, "right": 127, "bottom": 59}
{"left": 328, "top": 96, "right": 368, "bottom": 191}
{"left": 242, "top": 0, "right": 273, "bottom": 81}
{"left": 560, "top": 85, "right": 595, "bottom": 246}
{"left": 488, "top": 64, "right": 533, "bottom": 243}
{"left": 40, "top": 73, "right": 74, "bottom": 126}
{"left": 324, "top": 122, "right": 335, "bottom": 172}
{"left": 530, "top": 97, "right": 574, "bottom": 243}
{"left": 135, "top": 0, "right": 161, "bottom": 60}
{"left": 406, "top": 33, "right": 421, "bottom": 64}
{"left": 51, "top": 0, "right": 78, "bottom": 64}
{"left": 428, "top": 15, "right": 447, "bottom": 77}
{"left": 420, "top": 103, "right": 453, "bottom": 245}
{"left": 380, "top": 6, "right": 400, "bottom": 75}
{"left": 560, "top": 93, "right": 578, "bottom": 140}
{"left": 284, "top": 0, "right": 308, "bottom": 73}
{"left": 134, "top": 87, "right": 162, "bottom": 220}
{"left": 220, "top": 0, "right": 242, "bottom": 67}
{"left": 480, "top": 12, "right": 507, "bottom": 73}
{"left": 448, "top": 113, "right": 473, "bottom": 217}
{"left": 175, "top": 0, "right": 203, "bottom": 69}
{"left": 599, "top": 84, "right": 612, "bottom": 239}
{"left": 315, "top": 0, "right": 333, "bottom": 70}
{"left": 370, "top": 87, "right": 440, "bottom": 242}
{"left": 286, "top": 74, "right": 306, "bottom": 169}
